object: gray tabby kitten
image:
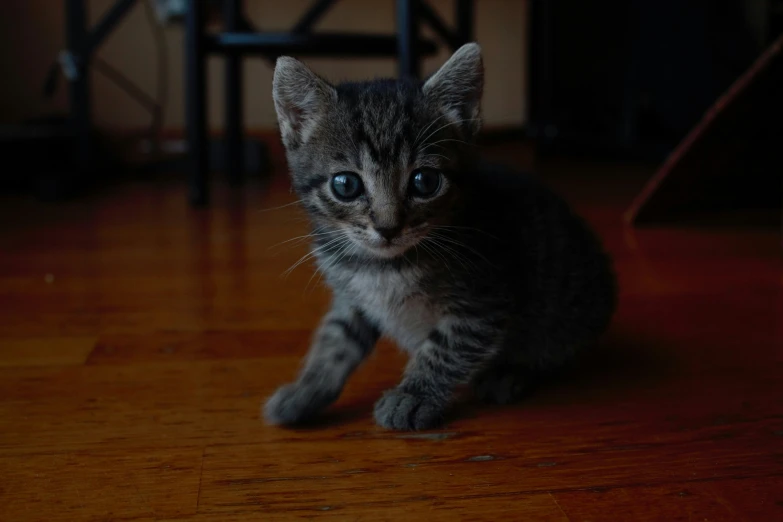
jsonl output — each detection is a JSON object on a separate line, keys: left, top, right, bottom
{"left": 264, "top": 43, "right": 617, "bottom": 431}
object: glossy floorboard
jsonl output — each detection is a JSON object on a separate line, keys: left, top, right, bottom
{"left": 1, "top": 146, "right": 781, "bottom": 521}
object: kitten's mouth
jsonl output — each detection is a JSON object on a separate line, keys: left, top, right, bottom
{"left": 351, "top": 226, "right": 429, "bottom": 260}
{"left": 359, "top": 239, "right": 413, "bottom": 259}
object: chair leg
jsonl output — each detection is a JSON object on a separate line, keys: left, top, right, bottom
{"left": 455, "top": 0, "right": 474, "bottom": 47}
{"left": 65, "top": 0, "right": 91, "bottom": 172}
{"left": 224, "top": 0, "right": 243, "bottom": 185}
{"left": 185, "top": 0, "right": 209, "bottom": 205}
{"left": 396, "top": 0, "right": 420, "bottom": 79}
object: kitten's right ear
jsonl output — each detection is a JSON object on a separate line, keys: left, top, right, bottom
{"left": 272, "top": 56, "right": 336, "bottom": 149}
{"left": 423, "top": 42, "right": 484, "bottom": 138}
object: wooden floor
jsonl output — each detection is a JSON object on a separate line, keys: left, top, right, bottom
{"left": 1, "top": 144, "right": 781, "bottom": 521}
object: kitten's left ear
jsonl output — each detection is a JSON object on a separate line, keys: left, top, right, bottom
{"left": 272, "top": 56, "right": 337, "bottom": 149}
{"left": 423, "top": 42, "right": 484, "bottom": 138}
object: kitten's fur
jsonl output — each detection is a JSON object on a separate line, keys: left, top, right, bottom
{"left": 264, "top": 44, "right": 617, "bottom": 431}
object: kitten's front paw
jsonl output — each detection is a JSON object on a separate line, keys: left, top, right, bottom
{"left": 263, "top": 382, "right": 338, "bottom": 425}
{"left": 373, "top": 389, "right": 444, "bottom": 431}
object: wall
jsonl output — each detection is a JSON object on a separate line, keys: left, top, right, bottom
{"left": 0, "top": 0, "right": 527, "bottom": 132}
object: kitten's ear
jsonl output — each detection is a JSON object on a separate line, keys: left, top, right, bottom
{"left": 423, "top": 42, "right": 484, "bottom": 138}
{"left": 272, "top": 56, "right": 337, "bottom": 148}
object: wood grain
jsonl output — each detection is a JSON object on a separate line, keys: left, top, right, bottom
{"left": 0, "top": 148, "right": 781, "bottom": 520}
{"left": 0, "top": 337, "right": 96, "bottom": 367}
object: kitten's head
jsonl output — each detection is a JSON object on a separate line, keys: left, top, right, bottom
{"left": 272, "top": 43, "right": 483, "bottom": 259}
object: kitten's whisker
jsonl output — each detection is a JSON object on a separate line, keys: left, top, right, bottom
{"left": 419, "top": 138, "right": 473, "bottom": 155}
{"left": 432, "top": 225, "right": 500, "bottom": 240}
{"left": 343, "top": 242, "right": 361, "bottom": 271}
{"left": 417, "top": 241, "right": 437, "bottom": 264}
{"left": 425, "top": 231, "right": 484, "bottom": 271}
{"left": 334, "top": 242, "right": 361, "bottom": 285}
{"left": 427, "top": 231, "right": 496, "bottom": 268}
{"left": 419, "top": 152, "right": 451, "bottom": 163}
{"left": 281, "top": 234, "right": 348, "bottom": 279}
{"left": 285, "top": 215, "right": 313, "bottom": 225}
{"left": 401, "top": 247, "right": 416, "bottom": 269}
{"left": 427, "top": 241, "right": 457, "bottom": 275}
{"left": 311, "top": 239, "right": 360, "bottom": 295}
{"left": 416, "top": 117, "right": 481, "bottom": 148}
{"left": 267, "top": 229, "right": 341, "bottom": 252}
{"left": 425, "top": 237, "right": 474, "bottom": 274}
{"left": 306, "top": 237, "right": 354, "bottom": 293}
{"left": 257, "top": 199, "right": 304, "bottom": 213}
{"left": 413, "top": 113, "right": 450, "bottom": 147}
{"left": 443, "top": 244, "right": 480, "bottom": 273}
{"left": 419, "top": 239, "right": 454, "bottom": 277}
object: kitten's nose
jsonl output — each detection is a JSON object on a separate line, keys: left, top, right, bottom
{"left": 374, "top": 225, "right": 402, "bottom": 241}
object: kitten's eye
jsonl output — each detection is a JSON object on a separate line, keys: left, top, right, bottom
{"left": 331, "top": 172, "right": 364, "bottom": 201}
{"left": 410, "top": 168, "right": 442, "bottom": 198}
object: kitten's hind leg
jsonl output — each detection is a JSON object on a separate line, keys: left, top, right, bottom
{"left": 263, "top": 297, "right": 379, "bottom": 425}
{"left": 472, "top": 362, "right": 542, "bottom": 405}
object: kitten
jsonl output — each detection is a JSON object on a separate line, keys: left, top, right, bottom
{"left": 263, "top": 43, "right": 617, "bottom": 431}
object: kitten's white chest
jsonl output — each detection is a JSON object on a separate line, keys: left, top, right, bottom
{"left": 343, "top": 268, "right": 436, "bottom": 352}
